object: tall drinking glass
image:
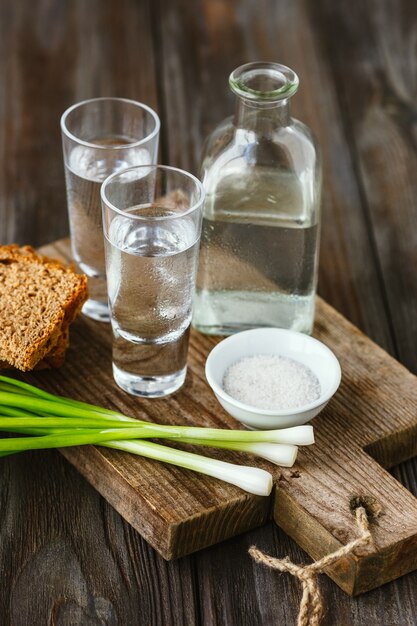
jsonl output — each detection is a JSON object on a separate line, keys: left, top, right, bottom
{"left": 61, "top": 97, "right": 160, "bottom": 322}
{"left": 101, "top": 165, "right": 205, "bottom": 397}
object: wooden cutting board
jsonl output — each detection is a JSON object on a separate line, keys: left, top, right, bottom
{"left": 24, "top": 238, "right": 417, "bottom": 596}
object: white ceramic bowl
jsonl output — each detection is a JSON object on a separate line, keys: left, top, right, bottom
{"left": 205, "top": 328, "right": 341, "bottom": 430}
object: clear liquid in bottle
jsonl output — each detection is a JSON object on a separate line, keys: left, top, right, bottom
{"left": 192, "top": 62, "right": 321, "bottom": 335}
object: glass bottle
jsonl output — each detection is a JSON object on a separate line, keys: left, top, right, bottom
{"left": 192, "top": 62, "right": 322, "bottom": 335}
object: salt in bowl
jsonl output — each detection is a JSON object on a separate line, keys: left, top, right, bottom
{"left": 205, "top": 328, "right": 341, "bottom": 430}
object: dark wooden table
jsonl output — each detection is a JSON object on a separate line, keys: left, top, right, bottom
{"left": 1, "top": 1, "right": 417, "bottom": 624}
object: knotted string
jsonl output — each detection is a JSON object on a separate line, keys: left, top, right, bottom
{"left": 249, "top": 507, "right": 373, "bottom": 626}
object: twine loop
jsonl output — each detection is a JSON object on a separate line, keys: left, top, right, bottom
{"left": 249, "top": 506, "right": 373, "bottom": 626}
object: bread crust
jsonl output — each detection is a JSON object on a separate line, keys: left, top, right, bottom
{"left": 0, "top": 245, "right": 88, "bottom": 371}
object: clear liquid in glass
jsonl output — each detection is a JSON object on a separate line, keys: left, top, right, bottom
{"left": 104, "top": 206, "right": 200, "bottom": 397}
{"left": 65, "top": 136, "right": 151, "bottom": 321}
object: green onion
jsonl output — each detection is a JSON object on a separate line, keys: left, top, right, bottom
{"left": 0, "top": 421, "right": 298, "bottom": 468}
{"left": 0, "top": 377, "right": 314, "bottom": 443}
{"left": 0, "top": 375, "right": 315, "bottom": 495}
{"left": 0, "top": 401, "right": 313, "bottom": 444}
{"left": 0, "top": 417, "right": 144, "bottom": 429}
{"left": 0, "top": 406, "right": 38, "bottom": 417}
{"left": 100, "top": 440, "right": 273, "bottom": 496}
{"left": 176, "top": 439, "right": 298, "bottom": 467}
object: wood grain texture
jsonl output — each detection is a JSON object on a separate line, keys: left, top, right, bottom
{"left": 32, "top": 238, "right": 417, "bottom": 597}
{"left": 313, "top": 0, "right": 417, "bottom": 373}
{"left": 0, "top": 0, "right": 158, "bottom": 248}
{"left": 153, "top": 0, "right": 394, "bottom": 352}
{"left": 1, "top": 0, "right": 417, "bottom": 624}
{"left": 35, "top": 238, "right": 277, "bottom": 561}
{"left": 278, "top": 299, "right": 417, "bottom": 594}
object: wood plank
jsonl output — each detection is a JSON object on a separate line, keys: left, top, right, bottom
{"left": 153, "top": 0, "right": 394, "bottom": 354}
{"left": 0, "top": 449, "right": 198, "bottom": 625}
{"left": 28, "top": 237, "right": 417, "bottom": 596}
{"left": 277, "top": 299, "right": 417, "bottom": 595}
{"left": 313, "top": 0, "right": 417, "bottom": 374}
{"left": 150, "top": 0, "right": 416, "bottom": 619}
{"left": 2, "top": 0, "right": 417, "bottom": 622}
{"left": 35, "top": 239, "right": 277, "bottom": 560}
{"left": 151, "top": 0, "right": 417, "bottom": 604}
{"left": 0, "top": 1, "right": 201, "bottom": 624}
{"left": 0, "top": 0, "right": 159, "bottom": 249}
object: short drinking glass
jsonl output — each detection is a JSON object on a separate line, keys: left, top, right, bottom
{"left": 61, "top": 97, "right": 160, "bottom": 322}
{"left": 101, "top": 165, "right": 205, "bottom": 397}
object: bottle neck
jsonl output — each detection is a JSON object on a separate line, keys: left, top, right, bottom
{"left": 235, "top": 97, "right": 291, "bottom": 132}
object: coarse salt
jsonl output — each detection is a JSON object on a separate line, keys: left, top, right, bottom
{"left": 222, "top": 354, "right": 321, "bottom": 410}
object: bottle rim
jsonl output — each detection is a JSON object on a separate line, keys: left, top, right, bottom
{"left": 229, "top": 62, "right": 299, "bottom": 101}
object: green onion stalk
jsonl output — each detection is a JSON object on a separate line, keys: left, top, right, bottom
{"left": 0, "top": 375, "right": 314, "bottom": 496}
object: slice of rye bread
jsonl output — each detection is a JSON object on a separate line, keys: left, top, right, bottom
{"left": 0, "top": 327, "right": 70, "bottom": 371}
{"left": 0, "top": 245, "right": 88, "bottom": 371}
{"left": 35, "top": 326, "right": 70, "bottom": 369}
